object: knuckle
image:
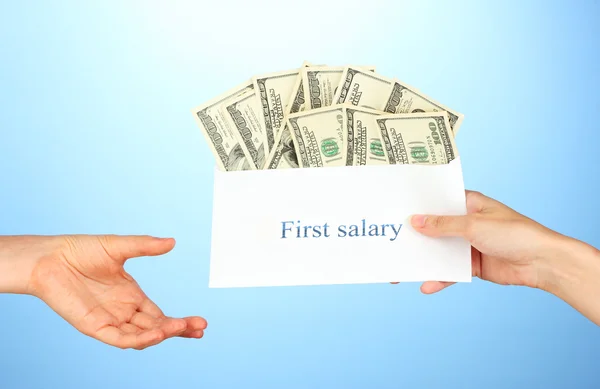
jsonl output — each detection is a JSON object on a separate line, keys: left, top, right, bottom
{"left": 466, "top": 190, "right": 488, "bottom": 213}
{"left": 466, "top": 190, "right": 485, "bottom": 204}
{"left": 61, "top": 236, "right": 79, "bottom": 257}
{"left": 98, "top": 235, "right": 117, "bottom": 253}
{"left": 466, "top": 190, "right": 483, "bottom": 199}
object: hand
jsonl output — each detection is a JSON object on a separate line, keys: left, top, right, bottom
{"left": 406, "top": 190, "right": 572, "bottom": 294}
{"left": 25, "top": 235, "right": 207, "bottom": 350}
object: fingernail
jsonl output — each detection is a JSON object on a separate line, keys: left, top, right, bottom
{"left": 411, "top": 215, "right": 427, "bottom": 228}
{"left": 156, "top": 237, "right": 175, "bottom": 244}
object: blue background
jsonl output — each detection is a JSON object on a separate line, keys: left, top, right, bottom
{"left": 1, "top": 0, "right": 599, "bottom": 387}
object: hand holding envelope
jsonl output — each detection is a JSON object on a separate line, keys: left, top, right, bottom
{"left": 192, "top": 60, "right": 472, "bottom": 288}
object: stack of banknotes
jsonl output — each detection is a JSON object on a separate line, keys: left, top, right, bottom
{"left": 192, "top": 61, "right": 464, "bottom": 171}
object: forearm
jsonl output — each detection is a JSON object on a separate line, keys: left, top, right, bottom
{"left": 540, "top": 235, "right": 600, "bottom": 325}
{"left": 0, "top": 236, "right": 60, "bottom": 295}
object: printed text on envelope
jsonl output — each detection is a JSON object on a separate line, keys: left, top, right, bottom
{"left": 281, "top": 219, "right": 403, "bottom": 241}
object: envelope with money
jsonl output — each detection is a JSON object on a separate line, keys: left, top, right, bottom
{"left": 192, "top": 62, "right": 472, "bottom": 288}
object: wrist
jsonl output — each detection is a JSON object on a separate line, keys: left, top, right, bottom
{"left": 536, "top": 233, "right": 600, "bottom": 296}
{"left": 0, "top": 235, "right": 64, "bottom": 296}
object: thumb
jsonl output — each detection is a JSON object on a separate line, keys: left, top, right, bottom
{"left": 410, "top": 214, "right": 471, "bottom": 238}
{"left": 101, "top": 235, "right": 176, "bottom": 262}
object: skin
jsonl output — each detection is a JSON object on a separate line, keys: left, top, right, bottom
{"left": 0, "top": 235, "right": 207, "bottom": 350}
{"left": 395, "top": 190, "right": 600, "bottom": 326}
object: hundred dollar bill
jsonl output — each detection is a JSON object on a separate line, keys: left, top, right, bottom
{"left": 333, "top": 66, "right": 464, "bottom": 134}
{"left": 264, "top": 123, "right": 300, "bottom": 169}
{"left": 302, "top": 66, "right": 376, "bottom": 110}
{"left": 383, "top": 80, "right": 464, "bottom": 135}
{"left": 332, "top": 66, "right": 396, "bottom": 111}
{"left": 191, "top": 80, "right": 256, "bottom": 171}
{"left": 223, "top": 89, "right": 268, "bottom": 169}
{"left": 253, "top": 67, "right": 308, "bottom": 150}
{"left": 344, "top": 106, "right": 387, "bottom": 166}
{"left": 267, "top": 61, "right": 321, "bottom": 169}
{"left": 287, "top": 106, "right": 348, "bottom": 168}
{"left": 375, "top": 112, "right": 458, "bottom": 165}
{"left": 285, "top": 61, "right": 317, "bottom": 116}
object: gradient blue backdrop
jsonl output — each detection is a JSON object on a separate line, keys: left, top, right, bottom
{"left": 1, "top": 0, "right": 599, "bottom": 387}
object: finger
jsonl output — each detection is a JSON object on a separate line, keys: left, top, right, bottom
{"left": 180, "top": 330, "right": 204, "bottom": 339}
{"left": 172, "top": 316, "right": 207, "bottom": 339}
{"left": 182, "top": 316, "right": 208, "bottom": 331}
{"left": 139, "top": 299, "right": 207, "bottom": 334}
{"left": 158, "top": 318, "right": 187, "bottom": 338}
{"left": 101, "top": 235, "right": 176, "bottom": 262}
{"left": 138, "top": 297, "right": 207, "bottom": 339}
{"left": 471, "top": 246, "right": 483, "bottom": 279}
{"left": 420, "top": 281, "right": 456, "bottom": 294}
{"left": 96, "top": 326, "right": 165, "bottom": 350}
{"left": 130, "top": 312, "right": 188, "bottom": 338}
{"left": 410, "top": 214, "right": 471, "bottom": 238}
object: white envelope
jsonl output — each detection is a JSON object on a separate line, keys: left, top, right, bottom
{"left": 208, "top": 157, "right": 472, "bottom": 288}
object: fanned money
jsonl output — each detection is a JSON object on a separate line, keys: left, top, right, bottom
{"left": 192, "top": 61, "right": 465, "bottom": 171}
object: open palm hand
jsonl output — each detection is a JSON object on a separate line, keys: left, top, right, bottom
{"left": 29, "top": 235, "right": 207, "bottom": 350}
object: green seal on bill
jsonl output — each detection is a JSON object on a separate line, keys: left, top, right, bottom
{"left": 408, "top": 141, "right": 429, "bottom": 163}
{"left": 321, "top": 138, "right": 340, "bottom": 157}
{"left": 369, "top": 139, "right": 384, "bottom": 156}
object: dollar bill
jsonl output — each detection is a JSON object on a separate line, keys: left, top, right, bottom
{"left": 285, "top": 61, "right": 317, "bottom": 116}
{"left": 223, "top": 89, "right": 269, "bottom": 170}
{"left": 266, "top": 61, "right": 320, "bottom": 169}
{"left": 253, "top": 67, "right": 308, "bottom": 150}
{"left": 191, "top": 80, "right": 256, "bottom": 171}
{"left": 264, "top": 123, "right": 300, "bottom": 169}
{"left": 382, "top": 80, "right": 464, "bottom": 135}
{"left": 333, "top": 66, "right": 464, "bottom": 134}
{"left": 302, "top": 66, "right": 376, "bottom": 110}
{"left": 332, "top": 66, "right": 396, "bottom": 111}
{"left": 287, "top": 106, "right": 348, "bottom": 168}
{"left": 375, "top": 112, "right": 458, "bottom": 165}
{"left": 344, "top": 106, "right": 387, "bottom": 166}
